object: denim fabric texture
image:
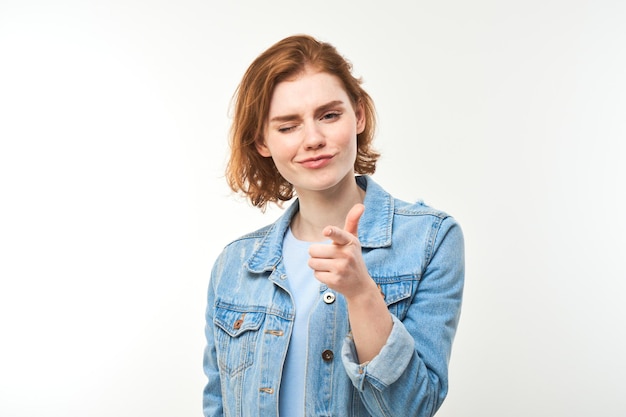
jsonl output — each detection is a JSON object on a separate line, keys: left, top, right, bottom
{"left": 203, "top": 175, "right": 465, "bottom": 417}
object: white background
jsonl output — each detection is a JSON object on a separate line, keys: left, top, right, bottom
{"left": 1, "top": 1, "right": 625, "bottom": 416}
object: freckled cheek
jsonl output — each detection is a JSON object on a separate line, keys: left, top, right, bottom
{"left": 266, "top": 141, "right": 299, "bottom": 163}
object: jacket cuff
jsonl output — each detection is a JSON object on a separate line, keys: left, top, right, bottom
{"left": 341, "top": 314, "right": 415, "bottom": 391}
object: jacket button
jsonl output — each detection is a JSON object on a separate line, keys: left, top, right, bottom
{"left": 233, "top": 313, "right": 246, "bottom": 330}
{"left": 323, "top": 291, "right": 335, "bottom": 304}
{"left": 321, "top": 349, "right": 334, "bottom": 362}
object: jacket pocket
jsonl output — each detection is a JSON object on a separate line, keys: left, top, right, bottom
{"left": 377, "top": 280, "right": 414, "bottom": 320}
{"left": 213, "top": 304, "right": 265, "bottom": 376}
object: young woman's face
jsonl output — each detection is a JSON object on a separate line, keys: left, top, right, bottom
{"left": 258, "top": 68, "right": 365, "bottom": 195}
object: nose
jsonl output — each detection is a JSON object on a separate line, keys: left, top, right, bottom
{"left": 303, "top": 122, "right": 325, "bottom": 150}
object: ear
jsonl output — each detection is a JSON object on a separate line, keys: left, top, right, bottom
{"left": 256, "top": 139, "right": 271, "bottom": 157}
{"left": 355, "top": 101, "right": 366, "bottom": 134}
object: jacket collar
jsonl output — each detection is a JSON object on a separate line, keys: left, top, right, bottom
{"left": 246, "top": 175, "right": 394, "bottom": 274}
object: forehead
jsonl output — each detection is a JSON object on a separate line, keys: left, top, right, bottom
{"left": 268, "top": 69, "right": 351, "bottom": 115}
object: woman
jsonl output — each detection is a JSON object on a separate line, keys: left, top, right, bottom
{"left": 203, "top": 34, "right": 464, "bottom": 417}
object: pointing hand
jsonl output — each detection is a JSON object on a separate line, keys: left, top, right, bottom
{"left": 308, "top": 204, "right": 374, "bottom": 299}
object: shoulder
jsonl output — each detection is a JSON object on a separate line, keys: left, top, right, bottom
{"left": 360, "top": 175, "right": 462, "bottom": 248}
{"left": 393, "top": 197, "right": 453, "bottom": 221}
{"left": 394, "top": 197, "right": 463, "bottom": 245}
{"left": 223, "top": 223, "right": 274, "bottom": 248}
{"left": 213, "top": 205, "right": 293, "bottom": 274}
{"left": 209, "top": 222, "right": 275, "bottom": 286}
{"left": 364, "top": 175, "right": 459, "bottom": 225}
{"left": 394, "top": 197, "right": 461, "bottom": 235}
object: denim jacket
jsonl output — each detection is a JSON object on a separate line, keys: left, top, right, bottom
{"left": 203, "top": 176, "right": 464, "bottom": 417}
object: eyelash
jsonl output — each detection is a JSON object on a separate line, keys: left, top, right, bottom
{"left": 276, "top": 112, "right": 342, "bottom": 133}
{"left": 321, "top": 111, "right": 341, "bottom": 121}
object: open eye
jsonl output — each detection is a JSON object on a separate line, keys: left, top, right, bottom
{"left": 321, "top": 112, "right": 341, "bottom": 121}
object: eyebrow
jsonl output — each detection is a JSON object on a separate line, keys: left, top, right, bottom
{"left": 268, "top": 100, "right": 346, "bottom": 123}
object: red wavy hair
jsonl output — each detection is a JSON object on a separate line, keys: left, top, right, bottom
{"left": 225, "top": 34, "right": 379, "bottom": 209}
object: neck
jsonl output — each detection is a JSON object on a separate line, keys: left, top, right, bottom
{"left": 290, "top": 175, "right": 365, "bottom": 242}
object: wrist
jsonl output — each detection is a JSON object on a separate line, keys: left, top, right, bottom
{"left": 345, "top": 279, "right": 385, "bottom": 309}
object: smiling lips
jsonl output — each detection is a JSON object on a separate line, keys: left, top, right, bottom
{"left": 299, "top": 154, "right": 334, "bottom": 169}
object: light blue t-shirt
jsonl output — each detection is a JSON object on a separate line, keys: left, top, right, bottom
{"left": 279, "top": 228, "right": 323, "bottom": 417}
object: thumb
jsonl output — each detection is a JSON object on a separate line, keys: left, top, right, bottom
{"left": 343, "top": 203, "right": 365, "bottom": 237}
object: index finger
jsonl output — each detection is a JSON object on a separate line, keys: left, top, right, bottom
{"left": 343, "top": 203, "right": 365, "bottom": 237}
{"left": 323, "top": 226, "right": 353, "bottom": 246}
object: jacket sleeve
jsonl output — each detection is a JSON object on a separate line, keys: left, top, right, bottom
{"left": 341, "top": 216, "right": 465, "bottom": 417}
{"left": 202, "top": 254, "right": 224, "bottom": 417}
